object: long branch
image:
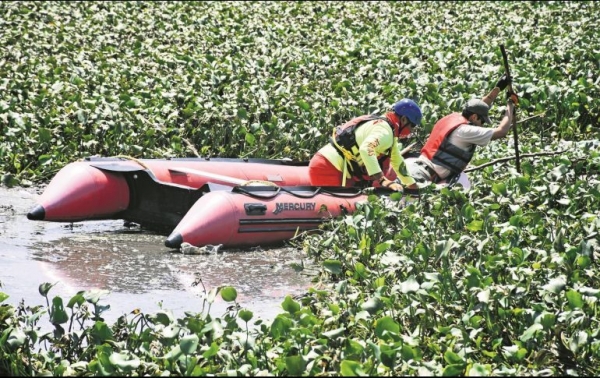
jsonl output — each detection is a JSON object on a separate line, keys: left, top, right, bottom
{"left": 464, "top": 150, "right": 567, "bottom": 172}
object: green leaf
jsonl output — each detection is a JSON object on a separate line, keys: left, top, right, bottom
{"left": 361, "top": 297, "right": 383, "bottom": 314}
{"left": 201, "top": 319, "right": 223, "bottom": 339}
{"left": 297, "top": 100, "right": 310, "bottom": 111}
{"left": 323, "top": 259, "right": 343, "bottom": 274}
{"left": 540, "top": 313, "right": 556, "bottom": 330}
{"left": 245, "top": 132, "right": 256, "bottom": 145}
{"left": 566, "top": 289, "right": 583, "bottom": 309}
{"left": 466, "top": 220, "right": 483, "bottom": 232}
{"left": 354, "top": 262, "right": 367, "bottom": 278}
{"left": 569, "top": 331, "right": 588, "bottom": 354}
{"left": 49, "top": 296, "right": 69, "bottom": 325}
{"left": 109, "top": 352, "right": 140, "bottom": 373}
{"left": 91, "top": 321, "right": 114, "bottom": 344}
{"left": 542, "top": 276, "right": 566, "bottom": 294}
{"left": 444, "top": 350, "right": 465, "bottom": 365}
{"left": 400, "top": 276, "right": 420, "bottom": 293}
{"left": 519, "top": 323, "right": 543, "bottom": 342}
{"left": 83, "top": 289, "right": 110, "bottom": 305}
{"left": 162, "top": 345, "right": 182, "bottom": 362}
{"left": 322, "top": 327, "right": 346, "bottom": 339}
{"left": 515, "top": 347, "right": 528, "bottom": 361}
{"left": 38, "top": 127, "right": 52, "bottom": 142}
{"left": 401, "top": 344, "right": 419, "bottom": 361}
{"left": 375, "top": 316, "right": 400, "bottom": 340}
{"left": 0, "top": 292, "right": 9, "bottom": 303}
{"left": 6, "top": 329, "right": 26, "bottom": 350}
{"left": 281, "top": 295, "right": 300, "bottom": 314}
{"left": 491, "top": 182, "right": 507, "bottom": 196}
{"left": 270, "top": 315, "right": 292, "bottom": 339}
{"left": 239, "top": 309, "right": 253, "bottom": 323}
{"left": 380, "top": 344, "right": 397, "bottom": 368}
{"left": 151, "top": 310, "right": 175, "bottom": 326}
{"left": 467, "top": 363, "right": 490, "bottom": 376}
{"left": 38, "top": 282, "right": 57, "bottom": 297}
{"left": 202, "top": 342, "right": 219, "bottom": 359}
{"left": 375, "top": 240, "right": 393, "bottom": 254}
{"left": 221, "top": 286, "right": 237, "bottom": 302}
{"left": 344, "top": 339, "right": 365, "bottom": 359}
{"left": 285, "top": 355, "right": 306, "bottom": 376}
{"left": 67, "top": 292, "right": 86, "bottom": 309}
{"left": 340, "top": 360, "right": 367, "bottom": 376}
{"left": 443, "top": 363, "right": 465, "bottom": 376}
{"left": 180, "top": 334, "right": 199, "bottom": 355}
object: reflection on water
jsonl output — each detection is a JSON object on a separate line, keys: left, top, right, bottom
{"left": 29, "top": 228, "right": 312, "bottom": 301}
{"left": 0, "top": 187, "right": 315, "bottom": 323}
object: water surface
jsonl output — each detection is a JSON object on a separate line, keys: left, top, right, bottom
{"left": 0, "top": 186, "right": 314, "bottom": 324}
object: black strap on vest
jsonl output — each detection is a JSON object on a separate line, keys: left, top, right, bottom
{"left": 329, "top": 115, "right": 395, "bottom": 183}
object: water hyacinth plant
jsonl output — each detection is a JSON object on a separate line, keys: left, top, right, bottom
{"left": 1, "top": 1, "right": 600, "bottom": 376}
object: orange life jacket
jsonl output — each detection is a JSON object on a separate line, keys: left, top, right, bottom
{"left": 421, "top": 113, "right": 476, "bottom": 177}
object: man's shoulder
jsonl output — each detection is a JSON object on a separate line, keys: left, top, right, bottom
{"left": 456, "top": 124, "right": 489, "bottom": 134}
{"left": 453, "top": 124, "right": 494, "bottom": 145}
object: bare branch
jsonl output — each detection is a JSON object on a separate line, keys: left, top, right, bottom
{"left": 516, "top": 112, "right": 546, "bottom": 124}
{"left": 464, "top": 150, "right": 568, "bottom": 172}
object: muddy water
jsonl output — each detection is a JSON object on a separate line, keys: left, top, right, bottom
{"left": 0, "top": 186, "right": 315, "bottom": 324}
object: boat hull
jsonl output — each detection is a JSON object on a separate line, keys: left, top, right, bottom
{"left": 27, "top": 155, "right": 471, "bottom": 246}
{"left": 27, "top": 156, "right": 312, "bottom": 226}
{"left": 165, "top": 186, "right": 373, "bottom": 249}
{"left": 164, "top": 161, "right": 472, "bottom": 249}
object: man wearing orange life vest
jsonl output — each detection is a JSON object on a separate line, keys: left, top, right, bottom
{"left": 407, "top": 76, "right": 517, "bottom": 185}
{"left": 308, "top": 99, "right": 422, "bottom": 192}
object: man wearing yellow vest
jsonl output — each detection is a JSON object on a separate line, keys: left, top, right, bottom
{"left": 407, "top": 76, "right": 518, "bottom": 186}
{"left": 308, "top": 99, "right": 422, "bottom": 192}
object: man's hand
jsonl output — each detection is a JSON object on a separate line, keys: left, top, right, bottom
{"left": 507, "top": 90, "right": 519, "bottom": 107}
{"left": 505, "top": 101, "right": 516, "bottom": 119}
{"left": 387, "top": 182, "right": 404, "bottom": 192}
{"left": 380, "top": 178, "right": 403, "bottom": 192}
{"left": 495, "top": 74, "right": 511, "bottom": 91}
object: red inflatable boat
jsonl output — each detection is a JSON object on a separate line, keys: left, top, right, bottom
{"left": 27, "top": 155, "right": 470, "bottom": 249}
{"left": 164, "top": 185, "right": 376, "bottom": 249}
{"left": 164, "top": 165, "right": 471, "bottom": 249}
{"left": 27, "top": 156, "right": 312, "bottom": 231}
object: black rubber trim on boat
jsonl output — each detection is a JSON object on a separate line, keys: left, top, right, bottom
{"left": 27, "top": 204, "right": 46, "bottom": 220}
{"left": 244, "top": 203, "right": 267, "bottom": 216}
{"left": 165, "top": 233, "right": 183, "bottom": 249}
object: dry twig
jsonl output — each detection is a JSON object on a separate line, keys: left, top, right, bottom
{"left": 465, "top": 150, "right": 568, "bottom": 172}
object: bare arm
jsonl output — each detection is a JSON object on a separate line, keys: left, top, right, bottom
{"left": 491, "top": 101, "right": 515, "bottom": 140}
{"left": 482, "top": 87, "right": 501, "bottom": 107}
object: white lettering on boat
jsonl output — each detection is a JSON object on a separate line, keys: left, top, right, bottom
{"left": 273, "top": 202, "right": 316, "bottom": 215}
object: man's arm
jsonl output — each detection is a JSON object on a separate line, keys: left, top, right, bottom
{"left": 389, "top": 141, "right": 417, "bottom": 186}
{"left": 483, "top": 75, "right": 511, "bottom": 107}
{"left": 358, "top": 123, "right": 393, "bottom": 177}
{"left": 482, "top": 86, "right": 501, "bottom": 107}
{"left": 358, "top": 124, "right": 407, "bottom": 190}
{"left": 491, "top": 101, "right": 515, "bottom": 140}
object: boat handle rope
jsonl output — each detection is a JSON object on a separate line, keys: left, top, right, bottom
{"left": 233, "top": 185, "right": 283, "bottom": 199}
{"left": 240, "top": 179, "right": 280, "bottom": 187}
{"left": 114, "top": 155, "right": 151, "bottom": 170}
{"left": 233, "top": 186, "right": 374, "bottom": 200}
